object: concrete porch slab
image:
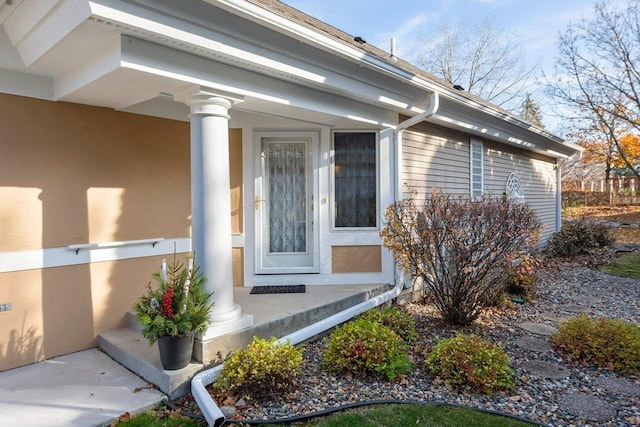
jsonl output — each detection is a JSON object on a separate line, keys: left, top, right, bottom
{"left": 0, "top": 348, "right": 165, "bottom": 427}
{"left": 99, "top": 283, "right": 389, "bottom": 399}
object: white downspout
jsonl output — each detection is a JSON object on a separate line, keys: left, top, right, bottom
{"left": 556, "top": 159, "right": 563, "bottom": 232}
{"left": 394, "top": 91, "right": 440, "bottom": 201}
{"left": 391, "top": 91, "right": 439, "bottom": 290}
{"left": 191, "top": 282, "right": 405, "bottom": 427}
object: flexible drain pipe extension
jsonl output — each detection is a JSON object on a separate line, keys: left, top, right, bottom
{"left": 191, "top": 280, "right": 405, "bottom": 427}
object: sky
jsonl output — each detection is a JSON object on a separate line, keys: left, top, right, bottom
{"left": 280, "top": 0, "right": 604, "bottom": 132}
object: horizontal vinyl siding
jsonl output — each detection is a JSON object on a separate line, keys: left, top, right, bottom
{"left": 483, "top": 141, "right": 557, "bottom": 242}
{"left": 401, "top": 121, "right": 558, "bottom": 243}
{"left": 402, "top": 122, "right": 470, "bottom": 199}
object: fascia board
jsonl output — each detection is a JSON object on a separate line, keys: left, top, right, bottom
{"left": 430, "top": 109, "right": 576, "bottom": 159}
{"left": 210, "top": 0, "right": 577, "bottom": 152}
{"left": 0, "top": 0, "right": 25, "bottom": 25}
{"left": 119, "top": 36, "right": 396, "bottom": 126}
{"left": 7, "top": 0, "right": 91, "bottom": 68}
{"left": 88, "top": 1, "right": 426, "bottom": 114}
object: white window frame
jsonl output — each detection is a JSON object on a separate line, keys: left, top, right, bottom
{"left": 470, "top": 139, "right": 484, "bottom": 199}
{"left": 331, "top": 130, "right": 379, "bottom": 231}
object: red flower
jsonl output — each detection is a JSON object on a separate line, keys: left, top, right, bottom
{"left": 161, "top": 286, "right": 175, "bottom": 318}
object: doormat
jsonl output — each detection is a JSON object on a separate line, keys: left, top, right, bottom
{"left": 250, "top": 285, "right": 306, "bottom": 295}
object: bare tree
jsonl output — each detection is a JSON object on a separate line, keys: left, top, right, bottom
{"left": 549, "top": 1, "right": 640, "bottom": 180}
{"left": 416, "top": 18, "right": 536, "bottom": 111}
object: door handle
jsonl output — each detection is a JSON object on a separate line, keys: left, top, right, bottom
{"left": 255, "top": 196, "right": 266, "bottom": 210}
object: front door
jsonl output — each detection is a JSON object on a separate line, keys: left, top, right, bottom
{"left": 255, "top": 132, "right": 318, "bottom": 273}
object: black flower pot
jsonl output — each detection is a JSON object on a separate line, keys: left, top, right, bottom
{"left": 157, "top": 333, "right": 194, "bottom": 370}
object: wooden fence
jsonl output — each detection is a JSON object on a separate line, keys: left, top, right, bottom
{"left": 563, "top": 177, "right": 640, "bottom": 207}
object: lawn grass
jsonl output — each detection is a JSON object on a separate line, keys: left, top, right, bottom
{"left": 273, "top": 403, "right": 537, "bottom": 426}
{"left": 600, "top": 250, "right": 640, "bottom": 279}
{"left": 111, "top": 410, "right": 204, "bottom": 426}
{"left": 119, "top": 403, "right": 537, "bottom": 426}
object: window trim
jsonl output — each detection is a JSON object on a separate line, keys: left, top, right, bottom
{"left": 470, "top": 139, "right": 484, "bottom": 199}
{"left": 330, "top": 130, "right": 379, "bottom": 231}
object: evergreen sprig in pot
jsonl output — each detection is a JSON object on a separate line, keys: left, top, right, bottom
{"left": 134, "top": 256, "right": 213, "bottom": 370}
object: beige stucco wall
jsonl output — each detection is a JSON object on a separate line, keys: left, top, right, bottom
{"left": 0, "top": 94, "right": 244, "bottom": 370}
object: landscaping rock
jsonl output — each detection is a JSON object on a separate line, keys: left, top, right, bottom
{"left": 220, "top": 406, "right": 237, "bottom": 419}
{"left": 521, "top": 360, "right": 570, "bottom": 379}
{"left": 560, "top": 304, "right": 591, "bottom": 314}
{"left": 559, "top": 392, "right": 617, "bottom": 423}
{"left": 539, "top": 312, "right": 572, "bottom": 323}
{"left": 519, "top": 322, "right": 558, "bottom": 336}
{"left": 596, "top": 375, "right": 640, "bottom": 397}
{"left": 512, "top": 336, "right": 552, "bottom": 353}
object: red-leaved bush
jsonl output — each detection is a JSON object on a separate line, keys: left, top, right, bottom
{"left": 381, "top": 189, "right": 540, "bottom": 325}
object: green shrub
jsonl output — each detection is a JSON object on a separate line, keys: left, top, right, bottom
{"left": 546, "top": 220, "right": 615, "bottom": 257}
{"left": 215, "top": 336, "right": 303, "bottom": 402}
{"left": 356, "top": 307, "right": 418, "bottom": 345}
{"left": 552, "top": 315, "right": 640, "bottom": 373}
{"left": 323, "top": 318, "right": 412, "bottom": 380}
{"left": 427, "top": 334, "right": 514, "bottom": 394}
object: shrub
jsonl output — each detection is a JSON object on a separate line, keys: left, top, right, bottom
{"left": 356, "top": 307, "right": 418, "bottom": 345}
{"left": 381, "top": 190, "right": 541, "bottom": 325}
{"left": 552, "top": 315, "right": 640, "bottom": 373}
{"left": 504, "top": 254, "right": 539, "bottom": 301}
{"left": 546, "top": 220, "right": 615, "bottom": 257}
{"left": 427, "top": 334, "right": 514, "bottom": 394}
{"left": 215, "top": 336, "right": 303, "bottom": 402}
{"left": 323, "top": 317, "right": 412, "bottom": 380}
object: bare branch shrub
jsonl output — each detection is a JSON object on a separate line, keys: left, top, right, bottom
{"left": 381, "top": 190, "right": 541, "bottom": 325}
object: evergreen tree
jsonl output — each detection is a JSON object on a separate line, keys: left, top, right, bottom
{"left": 520, "top": 94, "right": 545, "bottom": 128}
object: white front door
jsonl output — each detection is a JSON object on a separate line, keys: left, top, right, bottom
{"left": 255, "top": 132, "right": 318, "bottom": 273}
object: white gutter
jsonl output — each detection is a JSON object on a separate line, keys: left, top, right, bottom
{"left": 191, "top": 281, "right": 405, "bottom": 426}
{"left": 394, "top": 92, "right": 440, "bottom": 201}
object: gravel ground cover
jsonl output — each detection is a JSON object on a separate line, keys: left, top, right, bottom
{"left": 178, "top": 257, "right": 640, "bottom": 426}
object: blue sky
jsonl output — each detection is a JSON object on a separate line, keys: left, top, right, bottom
{"left": 282, "top": 0, "right": 603, "bottom": 130}
{"left": 282, "top": 0, "right": 595, "bottom": 71}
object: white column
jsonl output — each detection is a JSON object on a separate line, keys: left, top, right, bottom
{"left": 185, "top": 90, "right": 253, "bottom": 338}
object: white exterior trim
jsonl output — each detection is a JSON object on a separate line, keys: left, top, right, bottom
{"left": 470, "top": 139, "right": 484, "bottom": 199}
{"left": 0, "top": 237, "right": 191, "bottom": 273}
{"left": 0, "top": 235, "right": 246, "bottom": 273}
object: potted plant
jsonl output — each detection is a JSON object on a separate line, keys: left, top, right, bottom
{"left": 134, "top": 256, "right": 213, "bottom": 370}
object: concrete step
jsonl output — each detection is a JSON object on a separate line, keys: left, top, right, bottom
{"left": 98, "top": 328, "right": 202, "bottom": 399}
{"left": 100, "top": 283, "right": 391, "bottom": 399}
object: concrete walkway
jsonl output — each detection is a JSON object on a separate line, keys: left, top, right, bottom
{"left": 0, "top": 348, "right": 165, "bottom": 427}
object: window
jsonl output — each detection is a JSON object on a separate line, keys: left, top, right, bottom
{"left": 470, "top": 139, "right": 483, "bottom": 199}
{"left": 333, "top": 132, "right": 377, "bottom": 228}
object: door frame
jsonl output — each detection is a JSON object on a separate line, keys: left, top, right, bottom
{"left": 254, "top": 130, "right": 320, "bottom": 274}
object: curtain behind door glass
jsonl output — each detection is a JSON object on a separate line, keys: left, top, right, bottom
{"left": 268, "top": 142, "right": 307, "bottom": 253}
{"left": 334, "top": 132, "right": 377, "bottom": 228}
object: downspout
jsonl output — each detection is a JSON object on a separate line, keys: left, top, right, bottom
{"left": 394, "top": 91, "right": 439, "bottom": 201}
{"left": 391, "top": 91, "right": 440, "bottom": 290}
{"left": 191, "top": 91, "right": 440, "bottom": 427}
{"left": 556, "top": 159, "right": 563, "bottom": 232}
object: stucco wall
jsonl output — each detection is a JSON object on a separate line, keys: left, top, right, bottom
{"left": 0, "top": 94, "right": 243, "bottom": 370}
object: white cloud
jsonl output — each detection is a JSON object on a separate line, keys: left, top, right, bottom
{"left": 371, "top": 12, "right": 433, "bottom": 59}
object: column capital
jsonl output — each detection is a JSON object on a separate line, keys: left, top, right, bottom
{"left": 175, "top": 87, "right": 244, "bottom": 118}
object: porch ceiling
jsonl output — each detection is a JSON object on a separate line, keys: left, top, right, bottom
{"left": 0, "top": 0, "right": 422, "bottom": 127}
